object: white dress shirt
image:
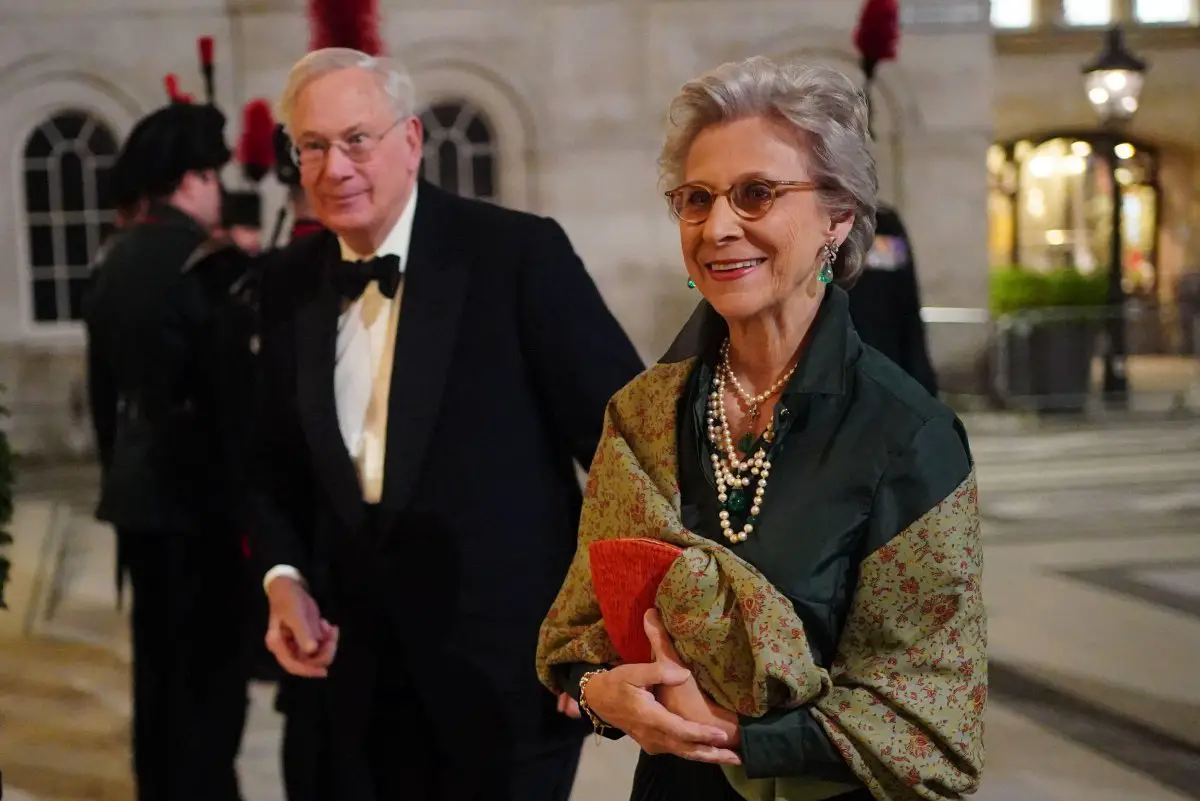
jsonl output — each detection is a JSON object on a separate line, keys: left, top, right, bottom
{"left": 264, "top": 186, "right": 418, "bottom": 593}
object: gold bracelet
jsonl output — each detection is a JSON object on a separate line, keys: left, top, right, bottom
{"left": 577, "top": 669, "right": 610, "bottom": 741}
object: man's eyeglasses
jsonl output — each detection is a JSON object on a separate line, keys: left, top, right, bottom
{"left": 664, "top": 178, "right": 819, "bottom": 224}
{"left": 292, "top": 116, "right": 406, "bottom": 168}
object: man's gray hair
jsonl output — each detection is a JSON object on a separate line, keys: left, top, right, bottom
{"left": 659, "top": 56, "right": 878, "bottom": 286}
{"left": 277, "top": 47, "right": 417, "bottom": 135}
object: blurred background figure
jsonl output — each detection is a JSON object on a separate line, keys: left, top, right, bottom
{"left": 846, "top": 204, "right": 939, "bottom": 396}
{"left": 268, "top": 122, "right": 325, "bottom": 247}
{"left": 212, "top": 98, "right": 275, "bottom": 256}
{"left": 82, "top": 40, "right": 252, "bottom": 801}
{"left": 221, "top": 189, "right": 264, "bottom": 255}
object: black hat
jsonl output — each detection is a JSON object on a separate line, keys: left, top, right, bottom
{"left": 112, "top": 102, "right": 231, "bottom": 200}
{"left": 110, "top": 163, "right": 143, "bottom": 214}
{"left": 222, "top": 189, "right": 262, "bottom": 229}
{"left": 873, "top": 204, "right": 906, "bottom": 239}
{"left": 273, "top": 124, "right": 301, "bottom": 187}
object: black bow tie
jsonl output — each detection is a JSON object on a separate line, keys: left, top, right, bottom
{"left": 332, "top": 254, "right": 402, "bottom": 301}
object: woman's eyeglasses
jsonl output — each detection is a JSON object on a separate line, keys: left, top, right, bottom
{"left": 664, "top": 178, "right": 818, "bottom": 224}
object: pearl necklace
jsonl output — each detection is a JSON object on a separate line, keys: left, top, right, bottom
{"left": 723, "top": 340, "right": 798, "bottom": 420}
{"left": 705, "top": 340, "right": 793, "bottom": 544}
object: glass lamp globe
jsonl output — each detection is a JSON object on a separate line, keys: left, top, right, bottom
{"left": 1082, "top": 27, "right": 1148, "bottom": 124}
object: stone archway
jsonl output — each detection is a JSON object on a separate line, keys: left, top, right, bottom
{"left": 0, "top": 53, "right": 142, "bottom": 343}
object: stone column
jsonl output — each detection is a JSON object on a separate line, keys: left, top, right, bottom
{"left": 1036, "top": 0, "right": 1062, "bottom": 26}
{"left": 889, "top": 11, "right": 995, "bottom": 394}
{"left": 901, "top": 130, "right": 995, "bottom": 394}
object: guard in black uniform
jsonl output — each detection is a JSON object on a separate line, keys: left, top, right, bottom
{"left": 213, "top": 188, "right": 278, "bottom": 693}
{"left": 221, "top": 189, "right": 266, "bottom": 255}
{"left": 84, "top": 98, "right": 250, "bottom": 801}
{"left": 266, "top": 122, "right": 325, "bottom": 249}
{"left": 847, "top": 204, "right": 940, "bottom": 396}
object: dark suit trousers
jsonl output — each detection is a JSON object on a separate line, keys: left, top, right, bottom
{"left": 121, "top": 530, "right": 248, "bottom": 801}
{"left": 276, "top": 676, "right": 334, "bottom": 801}
{"left": 323, "top": 506, "right": 582, "bottom": 801}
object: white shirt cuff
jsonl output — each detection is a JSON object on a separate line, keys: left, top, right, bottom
{"left": 263, "top": 565, "right": 305, "bottom": 595}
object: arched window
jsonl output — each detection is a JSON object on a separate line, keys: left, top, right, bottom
{"left": 419, "top": 101, "right": 499, "bottom": 202}
{"left": 22, "top": 110, "right": 119, "bottom": 324}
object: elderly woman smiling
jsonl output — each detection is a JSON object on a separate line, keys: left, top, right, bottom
{"left": 537, "top": 57, "right": 987, "bottom": 801}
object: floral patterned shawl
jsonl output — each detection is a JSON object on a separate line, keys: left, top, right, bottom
{"left": 535, "top": 360, "right": 987, "bottom": 801}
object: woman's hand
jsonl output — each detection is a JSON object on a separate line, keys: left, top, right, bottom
{"left": 581, "top": 656, "right": 740, "bottom": 765}
{"left": 644, "top": 609, "right": 742, "bottom": 748}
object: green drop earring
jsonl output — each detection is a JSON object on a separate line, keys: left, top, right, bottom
{"left": 818, "top": 240, "right": 838, "bottom": 284}
{"left": 687, "top": 278, "right": 697, "bottom": 289}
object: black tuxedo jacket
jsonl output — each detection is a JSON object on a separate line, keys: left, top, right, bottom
{"left": 248, "top": 181, "right": 643, "bottom": 749}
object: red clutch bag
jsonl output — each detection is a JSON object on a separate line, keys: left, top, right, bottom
{"left": 588, "top": 538, "right": 684, "bottom": 664}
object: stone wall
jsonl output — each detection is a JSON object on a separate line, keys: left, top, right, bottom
{"left": 0, "top": 0, "right": 996, "bottom": 454}
{"left": 0, "top": 344, "right": 92, "bottom": 461}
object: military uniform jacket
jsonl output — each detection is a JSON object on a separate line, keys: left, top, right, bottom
{"left": 85, "top": 203, "right": 252, "bottom": 535}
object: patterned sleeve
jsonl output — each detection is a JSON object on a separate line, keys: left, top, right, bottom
{"left": 739, "top": 415, "right": 986, "bottom": 798}
{"left": 809, "top": 414, "right": 987, "bottom": 799}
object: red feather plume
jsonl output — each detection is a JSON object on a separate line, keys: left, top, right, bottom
{"left": 196, "top": 36, "right": 216, "bottom": 104}
{"left": 853, "top": 0, "right": 899, "bottom": 76}
{"left": 308, "top": 0, "right": 384, "bottom": 56}
{"left": 237, "top": 99, "right": 277, "bottom": 183}
{"left": 198, "top": 35, "right": 215, "bottom": 67}
{"left": 163, "top": 74, "right": 194, "bottom": 104}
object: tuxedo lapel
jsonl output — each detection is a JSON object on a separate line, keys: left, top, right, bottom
{"left": 379, "top": 183, "right": 470, "bottom": 517}
{"left": 294, "top": 233, "right": 365, "bottom": 532}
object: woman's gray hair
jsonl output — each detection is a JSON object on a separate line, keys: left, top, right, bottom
{"left": 659, "top": 56, "right": 878, "bottom": 286}
{"left": 277, "top": 47, "right": 416, "bottom": 134}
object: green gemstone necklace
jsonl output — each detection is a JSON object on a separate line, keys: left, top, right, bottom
{"left": 705, "top": 340, "right": 796, "bottom": 544}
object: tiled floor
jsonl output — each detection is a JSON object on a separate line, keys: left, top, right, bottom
{"left": 235, "top": 684, "right": 1200, "bottom": 801}
{"left": 3, "top": 417, "right": 1199, "bottom": 800}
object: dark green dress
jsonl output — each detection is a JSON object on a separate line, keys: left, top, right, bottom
{"left": 566, "top": 287, "right": 973, "bottom": 801}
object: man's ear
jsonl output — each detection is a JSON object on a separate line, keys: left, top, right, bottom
{"left": 401, "top": 115, "right": 424, "bottom": 170}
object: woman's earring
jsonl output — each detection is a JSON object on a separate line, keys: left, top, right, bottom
{"left": 687, "top": 278, "right": 697, "bottom": 289}
{"left": 818, "top": 240, "right": 838, "bottom": 284}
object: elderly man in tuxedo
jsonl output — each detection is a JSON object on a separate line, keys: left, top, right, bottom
{"left": 250, "top": 47, "right": 644, "bottom": 801}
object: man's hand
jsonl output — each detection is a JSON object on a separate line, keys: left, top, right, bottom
{"left": 557, "top": 692, "right": 581, "bottom": 719}
{"left": 264, "top": 576, "right": 339, "bottom": 678}
{"left": 644, "top": 609, "right": 741, "bottom": 748}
